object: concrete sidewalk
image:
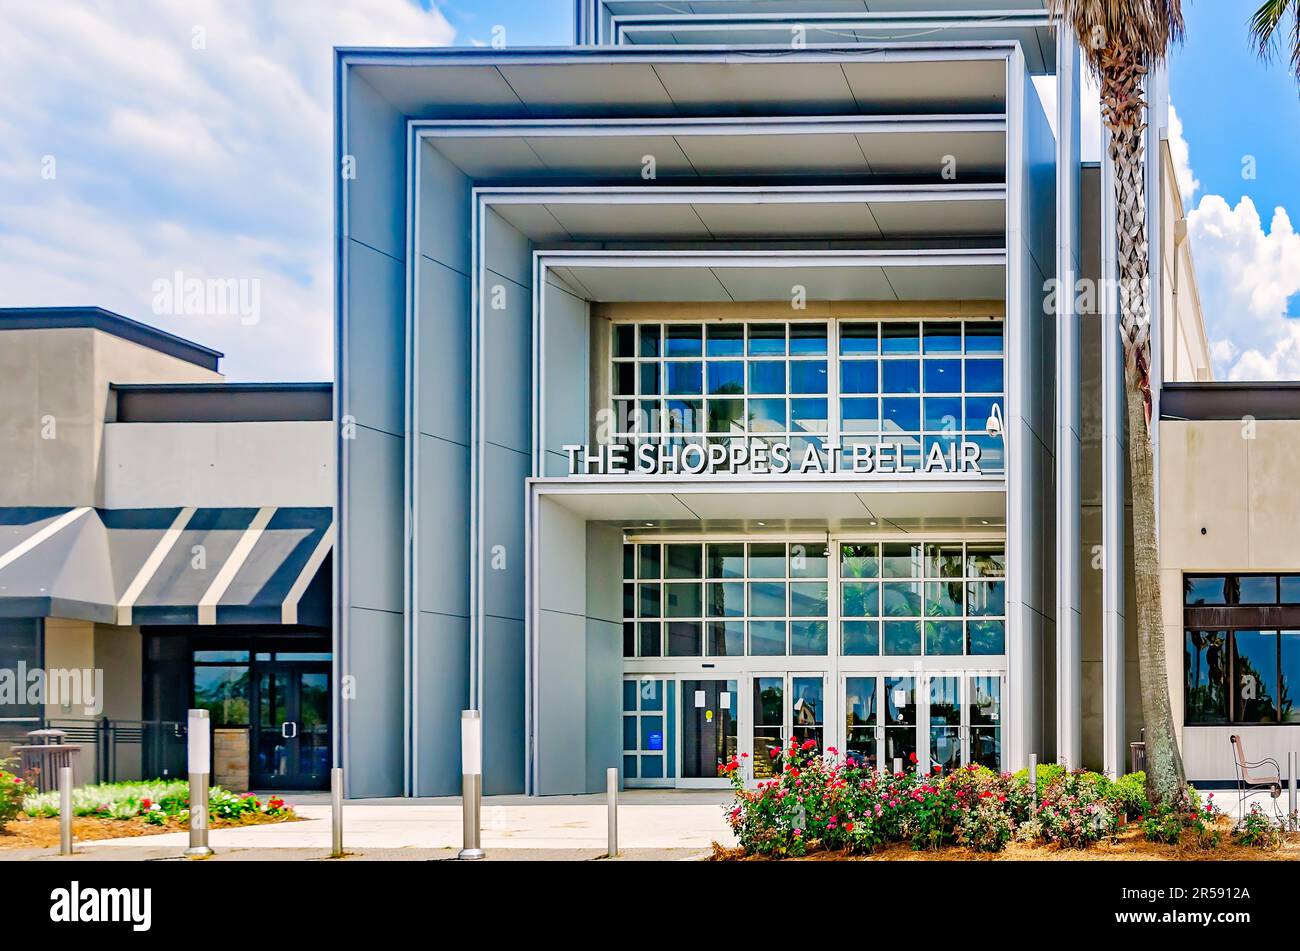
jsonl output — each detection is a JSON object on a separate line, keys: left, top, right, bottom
{"left": 1, "top": 790, "right": 735, "bottom": 862}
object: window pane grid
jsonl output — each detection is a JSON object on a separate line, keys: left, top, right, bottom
{"left": 839, "top": 541, "right": 1006, "bottom": 657}
{"left": 610, "top": 318, "right": 1002, "bottom": 472}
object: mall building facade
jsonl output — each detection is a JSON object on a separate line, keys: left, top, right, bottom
{"left": 333, "top": 1, "right": 1203, "bottom": 797}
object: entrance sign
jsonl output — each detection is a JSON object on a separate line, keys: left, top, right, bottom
{"left": 563, "top": 438, "right": 982, "bottom": 476}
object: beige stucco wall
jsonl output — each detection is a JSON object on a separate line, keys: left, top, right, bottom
{"left": 0, "top": 327, "right": 221, "bottom": 506}
{"left": 1159, "top": 418, "right": 1300, "bottom": 779}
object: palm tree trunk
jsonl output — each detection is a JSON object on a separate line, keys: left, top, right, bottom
{"left": 1108, "top": 75, "right": 1187, "bottom": 805}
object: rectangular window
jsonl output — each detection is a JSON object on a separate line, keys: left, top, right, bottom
{"left": 610, "top": 318, "right": 1004, "bottom": 473}
{"left": 838, "top": 540, "right": 1006, "bottom": 658}
{"left": 622, "top": 540, "right": 830, "bottom": 657}
{"left": 0, "top": 619, "right": 42, "bottom": 719}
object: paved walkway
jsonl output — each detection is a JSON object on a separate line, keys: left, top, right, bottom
{"left": 1, "top": 790, "right": 735, "bottom": 862}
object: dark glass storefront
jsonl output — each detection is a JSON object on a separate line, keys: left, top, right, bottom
{"left": 144, "top": 627, "right": 332, "bottom": 789}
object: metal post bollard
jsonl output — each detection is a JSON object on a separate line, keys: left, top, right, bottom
{"left": 606, "top": 767, "right": 618, "bottom": 858}
{"left": 893, "top": 757, "right": 902, "bottom": 776}
{"left": 1289, "top": 752, "right": 1297, "bottom": 831}
{"left": 1029, "top": 752, "right": 1039, "bottom": 809}
{"left": 183, "top": 709, "right": 213, "bottom": 858}
{"left": 59, "top": 763, "right": 73, "bottom": 852}
{"left": 331, "top": 767, "right": 344, "bottom": 857}
{"left": 458, "top": 710, "right": 485, "bottom": 860}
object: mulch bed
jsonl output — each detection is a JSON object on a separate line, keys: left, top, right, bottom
{"left": 0, "top": 812, "right": 300, "bottom": 850}
{"left": 710, "top": 821, "right": 1300, "bottom": 861}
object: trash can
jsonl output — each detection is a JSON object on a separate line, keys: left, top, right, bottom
{"left": 13, "top": 729, "right": 82, "bottom": 793}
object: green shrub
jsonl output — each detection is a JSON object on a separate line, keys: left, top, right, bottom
{"left": 1105, "top": 771, "right": 1149, "bottom": 817}
{"left": 1234, "top": 803, "right": 1285, "bottom": 849}
{"left": 21, "top": 779, "right": 293, "bottom": 824}
{"left": 1140, "top": 788, "right": 1222, "bottom": 848}
{"left": 0, "top": 760, "right": 34, "bottom": 832}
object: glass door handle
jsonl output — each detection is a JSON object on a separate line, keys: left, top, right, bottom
{"left": 281, "top": 721, "right": 298, "bottom": 739}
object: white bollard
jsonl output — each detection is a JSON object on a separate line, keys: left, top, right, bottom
{"left": 331, "top": 767, "right": 344, "bottom": 857}
{"left": 183, "top": 709, "right": 213, "bottom": 858}
{"left": 458, "top": 710, "right": 485, "bottom": 860}
{"left": 606, "top": 767, "right": 618, "bottom": 858}
{"left": 1289, "top": 752, "right": 1297, "bottom": 831}
{"left": 59, "top": 766, "right": 73, "bottom": 856}
{"left": 1029, "top": 752, "right": 1039, "bottom": 809}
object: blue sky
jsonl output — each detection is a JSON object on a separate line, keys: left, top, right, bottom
{"left": 0, "top": 1, "right": 1296, "bottom": 380}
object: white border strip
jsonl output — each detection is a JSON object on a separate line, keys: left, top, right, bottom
{"left": 115, "top": 507, "right": 195, "bottom": 626}
{"left": 283, "top": 523, "right": 336, "bottom": 625}
{"left": 197, "top": 507, "right": 276, "bottom": 625}
{"left": 0, "top": 507, "right": 91, "bottom": 573}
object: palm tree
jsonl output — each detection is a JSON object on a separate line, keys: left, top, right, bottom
{"left": 1048, "top": 0, "right": 1187, "bottom": 805}
{"left": 1251, "top": 0, "right": 1300, "bottom": 81}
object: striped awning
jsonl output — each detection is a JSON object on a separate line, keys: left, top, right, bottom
{"left": 0, "top": 507, "right": 332, "bottom": 627}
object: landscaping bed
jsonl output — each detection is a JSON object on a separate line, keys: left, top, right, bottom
{"left": 713, "top": 739, "right": 1298, "bottom": 861}
{"left": 0, "top": 765, "right": 299, "bottom": 850}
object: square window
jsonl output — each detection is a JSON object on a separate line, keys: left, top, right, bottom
{"left": 707, "top": 620, "right": 745, "bottom": 656}
{"left": 1184, "top": 576, "right": 1227, "bottom": 606}
{"left": 706, "top": 323, "right": 744, "bottom": 357}
{"left": 924, "top": 397, "right": 962, "bottom": 431}
{"left": 966, "top": 544, "right": 1006, "bottom": 577}
{"left": 883, "top": 620, "right": 922, "bottom": 656}
{"left": 638, "top": 584, "right": 661, "bottom": 618}
{"left": 706, "top": 582, "right": 745, "bottom": 617}
{"left": 666, "top": 621, "right": 703, "bottom": 656}
{"left": 747, "top": 543, "right": 786, "bottom": 578}
{"left": 923, "top": 359, "right": 961, "bottom": 393}
{"left": 790, "top": 323, "right": 828, "bottom": 355}
{"left": 966, "top": 359, "right": 1003, "bottom": 393}
{"left": 840, "top": 543, "right": 879, "bottom": 578}
{"left": 840, "top": 322, "right": 878, "bottom": 355}
{"left": 748, "top": 581, "right": 787, "bottom": 617}
{"left": 841, "top": 581, "right": 879, "bottom": 617}
{"left": 1237, "top": 576, "right": 1278, "bottom": 604}
{"left": 749, "top": 620, "right": 787, "bottom": 656}
{"left": 925, "top": 621, "right": 964, "bottom": 655}
{"left": 748, "top": 323, "right": 786, "bottom": 356}
{"left": 638, "top": 622, "right": 662, "bottom": 657}
{"left": 965, "top": 323, "right": 1003, "bottom": 353}
{"left": 790, "top": 360, "right": 828, "bottom": 394}
{"left": 790, "top": 582, "right": 829, "bottom": 617}
{"left": 665, "top": 324, "right": 702, "bottom": 357}
{"left": 664, "top": 400, "right": 701, "bottom": 433}
{"left": 882, "top": 322, "right": 920, "bottom": 354}
{"left": 882, "top": 543, "right": 922, "bottom": 578}
{"left": 664, "top": 582, "right": 702, "bottom": 618}
{"left": 707, "top": 399, "right": 744, "bottom": 434}
{"left": 749, "top": 398, "right": 786, "bottom": 432}
{"left": 666, "top": 362, "right": 702, "bottom": 395}
{"left": 842, "top": 621, "right": 880, "bottom": 655}
{"left": 882, "top": 360, "right": 920, "bottom": 394}
{"left": 922, "top": 322, "right": 961, "bottom": 353}
{"left": 638, "top": 544, "right": 661, "bottom": 579}
{"left": 791, "top": 399, "right": 828, "bottom": 433}
{"left": 790, "top": 542, "right": 829, "bottom": 579}
{"left": 883, "top": 398, "right": 920, "bottom": 432}
{"left": 665, "top": 544, "right": 703, "bottom": 579}
{"left": 925, "top": 581, "right": 963, "bottom": 616}
{"left": 749, "top": 361, "right": 785, "bottom": 394}
{"left": 614, "top": 363, "right": 635, "bottom": 397}
{"left": 638, "top": 362, "right": 660, "bottom": 395}
{"left": 841, "top": 359, "right": 879, "bottom": 394}
{"left": 926, "top": 544, "right": 964, "bottom": 578}
{"left": 841, "top": 397, "right": 879, "bottom": 432}
{"left": 638, "top": 324, "right": 660, "bottom": 357}
{"left": 707, "top": 543, "right": 745, "bottom": 579}
{"left": 883, "top": 581, "right": 922, "bottom": 616}
{"left": 707, "top": 361, "right": 744, "bottom": 395}
{"left": 791, "top": 620, "right": 828, "bottom": 656}
{"left": 967, "top": 580, "right": 1005, "bottom": 616}
{"left": 964, "top": 396, "right": 1001, "bottom": 431}
{"left": 614, "top": 325, "right": 635, "bottom": 358}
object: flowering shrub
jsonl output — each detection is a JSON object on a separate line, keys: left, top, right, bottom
{"left": 1233, "top": 803, "right": 1286, "bottom": 849}
{"left": 0, "top": 760, "right": 34, "bottom": 832}
{"left": 723, "top": 746, "right": 1168, "bottom": 858}
{"left": 1140, "top": 791, "right": 1222, "bottom": 848}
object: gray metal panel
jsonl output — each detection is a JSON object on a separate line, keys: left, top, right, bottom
{"left": 417, "top": 435, "right": 470, "bottom": 618}
{"left": 537, "top": 609, "right": 587, "bottom": 794}
{"left": 584, "top": 521, "right": 624, "bottom": 791}
{"left": 346, "top": 427, "right": 404, "bottom": 614}
{"left": 482, "top": 443, "right": 529, "bottom": 622}
{"left": 417, "top": 140, "right": 472, "bottom": 277}
{"left": 416, "top": 258, "right": 471, "bottom": 446}
{"left": 542, "top": 279, "right": 590, "bottom": 472}
{"left": 416, "top": 610, "right": 470, "bottom": 796}
{"left": 344, "top": 73, "right": 408, "bottom": 261}
{"left": 347, "top": 242, "right": 406, "bottom": 440}
{"left": 345, "top": 606, "right": 405, "bottom": 798}
{"left": 482, "top": 614, "right": 526, "bottom": 794}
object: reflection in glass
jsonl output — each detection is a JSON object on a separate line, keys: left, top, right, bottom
{"left": 753, "top": 676, "right": 784, "bottom": 778}
{"left": 1233, "top": 630, "right": 1278, "bottom": 723}
{"left": 1185, "top": 630, "right": 1229, "bottom": 723}
{"left": 842, "top": 621, "right": 880, "bottom": 655}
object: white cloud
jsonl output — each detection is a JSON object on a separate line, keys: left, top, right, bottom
{"left": 1190, "top": 195, "right": 1300, "bottom": 379}
{"left": 1167, "top": 103, "right": 1199, "bottom": 204}
{"left": 0, "top": 0, "right": 455, "bottom": 381}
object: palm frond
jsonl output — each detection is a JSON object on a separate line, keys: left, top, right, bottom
{"left": 1249, "top": 0, "right": 1300, "bottom": 82}
{"left": 1047, "top": 0, "right": 1185, "bottom": 68}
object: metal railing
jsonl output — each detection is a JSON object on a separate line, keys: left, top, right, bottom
{"left": 0, "top": 716, "right": 188, "bottom": 784}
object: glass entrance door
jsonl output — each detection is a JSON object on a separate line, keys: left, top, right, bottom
{"left": 254, "top": 663, "right": 331, "bottom": 789}
{"left": 681, "top": 679, "right": 738, "bottom": 784}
